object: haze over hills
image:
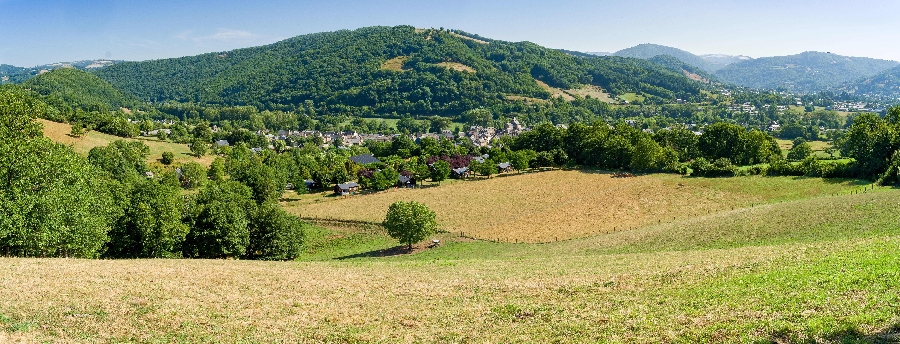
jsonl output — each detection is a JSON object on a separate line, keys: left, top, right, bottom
{"left": 0, "top": 60, "right": 120, "bottom": 84}
{"left": 93, "top": 26, "right": 702, "bottom": 114}
{"left": 613, "top": 43, "right": 725, "bottom": 73}
{"left": 715, "top": 51, "right": 899, "bottom": 92}
{"left": 699, "top": 54, "right": 752, "bottom": 67}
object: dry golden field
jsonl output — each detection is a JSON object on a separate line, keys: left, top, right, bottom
{"left": 285, "top": 170, "right": 866, "bottom": 243}
{"left": 40, "top": 119, "right": 215, "bottom": 166}
{"left": 2, "top": 182, "right": 898, "bottom": 342}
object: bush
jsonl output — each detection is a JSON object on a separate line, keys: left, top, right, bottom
{"left": 160, "top": 151, "right": 174, "bottom": 165}
{"left": 689, "top": 157, "right": 735, "bottom": 177}
{"left": 768, "top": 159, "right": 804, "bottom": 176}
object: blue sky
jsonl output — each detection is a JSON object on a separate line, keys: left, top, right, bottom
{"left": 2, "top": 0, "right": 899, "bottom": 67}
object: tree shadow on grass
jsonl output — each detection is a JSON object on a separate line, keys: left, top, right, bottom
{"left": 333, "top": 245, "right": 425, "bottom": 260}
{"left": 768, "top": 322, "right": 900, "bottom": 344}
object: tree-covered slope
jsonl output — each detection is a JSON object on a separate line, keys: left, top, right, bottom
{"left": 0, "top": 64, "right": 27, "bottom": 84}
{"left": 22, "top": 68, "right": 137, "bottom": 112}
{"left": 647, "top": 55, "right": 717, "bottom": 83}
{"left": 614, "top": 44, "right": 721, "bottom": 73}
{"left": 95, "top": 26, "right": 701, "bottom": 115}
{"left": 844, "top": 65, "right": 900, "bottom": 98}
{"left": 714, "top": 52, "right": 899, "bottom": 92}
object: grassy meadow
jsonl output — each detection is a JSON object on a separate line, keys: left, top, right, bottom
{"left": 286, "top": 170, "right": 869, "bottom": 243}
{"left": 2, "top": 171, "right": 899, "bottom": 342}
{"left": 40, "top": 119, "right": 215, "bottom": 166}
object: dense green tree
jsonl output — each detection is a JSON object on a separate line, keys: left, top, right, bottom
{"left": 630, "top": 136, "right": 664, "bottom": 171}
{"left": 430, "top": 160, "right": 451, "bottom": 183}
{"left": 179, "top": 162, "right": 207, "bottom": 189}
{"left": 88, "top": 140, "right": 150, "bottom": 183}
{"left": 698, "top": 122, "right": 746, "bottom": 163}
{"left": 184, "top": 181, "right": 255, "bottom": 258}
{"left": 787, "top": 138, "right": 813, "bottom": 161}
{"left": 106, "top": 179, "right": 188, "bottom": 258}
{"left": 383, "top": 201, "right": 438, "bottom": 250}
{"left": 839, "top": 111, "right": 899, "bottom": 178}
{"left": 160, "top": 151, "right": 174, "bottom": 165}
{"left": 208, "top": 157, "right": 226, "bottom": 182}
{"left": 245, "top": 201, "right": 305, "bottom": 260}
{"left": 510, "top": 149, "right": 536, "bottom": 172}
{"left": 0, "top": 90, "right": 116, "bottom": 258}
{"left": 190, "top": 137, "right": 209, "bottom": 157}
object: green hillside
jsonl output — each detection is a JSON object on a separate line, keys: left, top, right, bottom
{"left": 0, "top": 64, "right": 27, "bottom": 84}
{"left": 614, "top": 43, "right": 721, "bottom": 73}
{"left": 647, "top": 54, "right": 717, "bottom": 83}
{"left": 715, "top": 51, "right": 898, "bottom": 92}
{"left": 95, "top": 26, "right": 702, "bottom": 115}
{"left": 22, "top": 68, "right": 137, "bottom": 113}
{"left": 845, "top": 64, "right": 900, "bottom": 97}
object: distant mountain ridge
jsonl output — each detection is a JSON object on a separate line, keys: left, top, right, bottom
{"left": 613, "top": 44, "right": 726, "bottom": 73}
{"left": 714, "top": 51, "right": 899, "bottom": 92}
{"left": 0, "top": 60, "right": 121, "bottom": 84}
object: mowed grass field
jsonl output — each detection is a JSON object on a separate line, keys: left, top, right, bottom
{"left": 286, "top": 170, "right": 868, "bottom": 243}
{"left": 40, "top": 119, "right": 215, "bottom": 166}
{"left": 2, "top": 186, "right": 899, "bottom": 342}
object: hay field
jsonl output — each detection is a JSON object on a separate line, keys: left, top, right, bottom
{"left": 40, "top": 119, "right": 214, "bottom": 166}
{"left": 2, "top": 190, "right": 899, "bottom": 343}
{"left": 285, "top": 170, "right": 865, "bottom": 243}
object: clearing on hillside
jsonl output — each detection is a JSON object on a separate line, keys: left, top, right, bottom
{"left": 449, "top": 32, "right": 489, "bottom": 44}
{"left": 436, "top": 62, "right": 476, "bottom": 73}
{"left": 565, "top": 84, "right": 616, "bottom": 102}
{"left": 535, "top": 79, "right": 575, "bottom": 101}
{"left": 284, "top": 170, "right": 865, "bottom": 243}
{"left": 682, "top": 70, "right": 707, "bottom": 82}
{"left": 380, "top": 56, "right": 408, "bottom": 71}
{"left": 40, "top": 119, "right": 214, "bottom": 166}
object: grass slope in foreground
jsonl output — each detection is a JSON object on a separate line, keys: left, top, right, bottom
{"left": 2, "top": 175, "right": 899, "bottom": 342}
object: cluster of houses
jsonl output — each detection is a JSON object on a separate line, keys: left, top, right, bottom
{"left": 329, "top": 153, "right": 515, "bottom": 196}
{"left": 153, "top": 117, "right": 532, "bottom": 152}
{"left": 826, "top": 101, "right": 882, "bottom": 113}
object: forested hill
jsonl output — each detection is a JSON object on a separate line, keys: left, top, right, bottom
{"left": 94, "top": 26, "right": 702, "bottom": 116}
{"left": 0, "top": 64, "right": 27, "bottom": 84}
{"left": 844, "top": 65, "right": 900, "bottom": 98}
{"left": 714, "top": 52, "right": 899, "bottom": 92}
{"left": 647, "top": 55, "right": 717, "bottom": 83}
{"left": 613, "top": 44, "right": 721, "bottom": 73}
{"left": 23, "top": 68, "right": 138, "bottom": 113}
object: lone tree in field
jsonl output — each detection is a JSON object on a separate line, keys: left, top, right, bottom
{"left": 383, "top": 201, "right": 437, "bottom": 250}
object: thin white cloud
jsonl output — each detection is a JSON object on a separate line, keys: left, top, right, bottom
{"left": 177, "top": 29, "right": 260, "bottom": 43}
{"left": 202, "top": 29, "right": 258, "bottom": 42}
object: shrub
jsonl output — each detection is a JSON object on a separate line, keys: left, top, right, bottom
{"left": 690, "top": 157, "right": 735, "bottom": 177}
{"left": 160, "top": 151, "right": 174, "bottom": 165}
